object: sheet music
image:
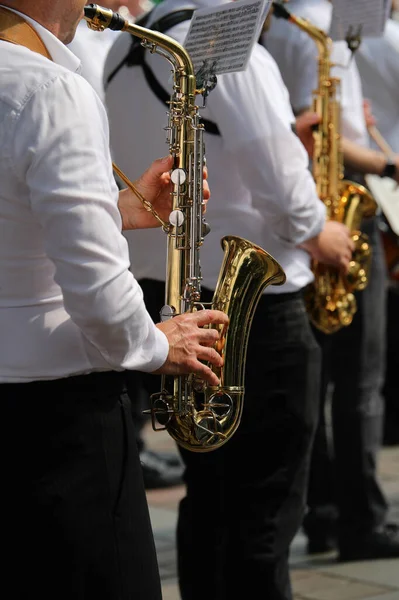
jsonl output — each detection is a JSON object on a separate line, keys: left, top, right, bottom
{"left": 183, "top": 0, "right": 271, "bottom": 77}
{"left": 365, "top": 175, "right": 399, "bottom": 236}
{"left": 329, "top": 0, "right": 389, "bottom": 41}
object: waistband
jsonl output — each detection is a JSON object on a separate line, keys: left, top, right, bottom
{"left": 257, "top": 289, "right": 305, "bottom": 305}
{"left": 1, "top": 370, "right": 126, "bottom": 397}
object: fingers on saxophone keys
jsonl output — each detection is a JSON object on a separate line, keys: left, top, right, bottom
{"left": 340, "top": 257, "right": 350, "bottom": 274}
{"left": 198, "top": 327, "right": 220, "bottom": 347}
{"left": 196, "top": 345, "right": 224, "bottom": 369}
{"left": 194, "top": 309, "right": 229, "bottom": 328}
{"left": 193, "top": 361, "right": 220, "bottom": 386}
{"left": 340, "top": 250, "right": 352, "bottom": 273}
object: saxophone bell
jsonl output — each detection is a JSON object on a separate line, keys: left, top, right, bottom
{"left": 273, "top": 3, "right": 377, "bottom": 334}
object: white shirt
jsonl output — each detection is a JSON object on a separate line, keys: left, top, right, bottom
{"left": 104, "top": 0, "right": 325, "bottom": 294}
{"left": 0, "top": 8, "right": 168, "bottom": 382}
{"left": 356, "top": 18, "right": 399, "bottom": 153}
{"left": 68, "top": 20, "right": 121, "bottom": 103}
{"left": 265, "top": 0, "right": 369, "bottom": 147}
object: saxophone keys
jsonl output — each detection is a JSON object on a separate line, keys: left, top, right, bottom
{"left": 170, "top": 168, "right": 186, "bottom": 185}
{"left": 160, "top": 304, "right": 175, "bottom": 321}
{"left": 169, "top": 209, "right": 185, "bottom": 227}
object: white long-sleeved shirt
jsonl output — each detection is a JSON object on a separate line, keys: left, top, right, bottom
{"left": 265, "top": 0, "right": 369, "bottom": 148}
{"left": 67, "top": 20, "right": 121, "bottom": 103}
{"left": 356, "top": 18, "right": 399, "bottom": 154}
{"left": 104, "top": 0, "right": 326, "bottom": 294}
{"left": 0, "top": 9, "right": 168, "bottom": 382}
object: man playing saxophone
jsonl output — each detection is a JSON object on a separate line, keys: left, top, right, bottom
{"left": 0, "top": 0, "right": 229, "bottom": 598}
{"left": 104, "top": 1, "right": 354, "bottom": 598}
{"left": 266, "top": 0, "right": 399, "bottom": 562}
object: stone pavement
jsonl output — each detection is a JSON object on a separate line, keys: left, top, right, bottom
{"left": 143, "top": 425, "right": 399, "bottom": 600}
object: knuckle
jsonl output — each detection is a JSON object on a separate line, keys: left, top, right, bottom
{"left": 186, "top": 357, "right": 198, "bottom": 371}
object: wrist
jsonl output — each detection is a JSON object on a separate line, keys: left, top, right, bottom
{"left": 380, "top": 157, "right": 397, "bottom": 180}
{"left": 118, "top": 188, "right": 134, "bottom": 231}
{"left": 298, "top": 234, "right": 318, "bottom": 255}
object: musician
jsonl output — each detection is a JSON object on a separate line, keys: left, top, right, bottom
{"left": 265, "top": 0, "right": 399, "bottom": 561}
{"left": 104, "top": 0, "right": 353, "bottom": 598}
{"left": 0, "top": 1, "right": 228, "bottom": 598}
{"left": 356, "top": 12, "right": 399, "bottom": 445}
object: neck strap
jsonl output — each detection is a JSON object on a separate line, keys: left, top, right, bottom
{"left": 0, "top": 6, "right": 51, "bottom": 59}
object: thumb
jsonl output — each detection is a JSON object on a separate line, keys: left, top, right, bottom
{"left": 147, "top": 155, "right": 174, "bottom": 179}
{"left": 303, "top": 112, "right": 320, "bottom": 125}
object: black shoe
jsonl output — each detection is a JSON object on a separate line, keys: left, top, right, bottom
{"left": 139, "top": 449, "right": 184, "bottom": 490}
{"left": 339, "top": 523, "right": 399, "bottom": 562}
{"left": 302, "top": 505, "right": 339, "bottom": 554}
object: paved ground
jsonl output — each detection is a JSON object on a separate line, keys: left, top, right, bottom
{"left": 143, "top": 424, "right": 399, "bottom": 600}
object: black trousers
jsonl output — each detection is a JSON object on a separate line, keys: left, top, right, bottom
{"left": 133, "top": 279, "right": 321, "bottom": 600}
{"left": 307, "top": 216, "right": 389, "bottom": 535}
{"left": 2, "top": 371, "right": 162, "bottom": 600}
{"left": 382, "top": 286, "right": 399, "bottom": 443}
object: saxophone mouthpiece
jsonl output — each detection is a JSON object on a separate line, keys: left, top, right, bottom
{"left": 83, "top": 3, "right": 97, "bottom": 20}
{"left": 84, "top": 3, "right": 126, "bottom": 31}
{"left": 272, "top": 2, "right": 291, "bottom": 21}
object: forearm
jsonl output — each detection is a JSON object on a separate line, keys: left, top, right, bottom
{"left": 118, "top": 188, "right": 134, "bottom": 230}
{"left": 341, "top": 136, "right": 386, "bottom": 176}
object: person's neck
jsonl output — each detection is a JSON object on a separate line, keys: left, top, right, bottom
{"left": 1, "top": 1, "right": 63, "bottom": 40}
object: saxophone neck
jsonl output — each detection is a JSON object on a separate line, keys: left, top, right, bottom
{"left": 272, "top": 2, "right": 331, "bottom": 60}
{"left": 84, "top": 3, "right": 197, "bottom": 96}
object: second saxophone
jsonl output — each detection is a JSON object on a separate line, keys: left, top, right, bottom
{"left": 273, "top": 2, "right": 377, "bottom": 334}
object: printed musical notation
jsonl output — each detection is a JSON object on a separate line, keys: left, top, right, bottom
{"left": 184, "top": 0, "right": 271, "bottom": 76}
{"left": 329, "top": 0, "right": 390, "bottom": 42}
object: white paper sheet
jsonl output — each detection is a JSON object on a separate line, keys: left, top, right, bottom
{"left": 365, "top": 174, "right": 399, "bottom": 236}
{"left": 184, "top": 0, "right": 271, "bottom": 76}
{"left": 329, "top": 0, "right": 389, "bottom": 41}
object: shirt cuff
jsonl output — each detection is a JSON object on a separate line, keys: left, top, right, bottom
{"left": 309, "top": 200, "right": 327, "bottom": 240}
{"left": 140, "top": 325, "right": 169, "bottom": 373}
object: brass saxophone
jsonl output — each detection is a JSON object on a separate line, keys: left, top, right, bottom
{"left": 84, "top": 4, "right": 286, "bottom": 452}
{"left": 273, "top": 2, "right": 377, "bottom": 334}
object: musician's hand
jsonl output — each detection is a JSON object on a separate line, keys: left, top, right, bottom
{"left": 118, "top": 155, "right": 211, "bottom": 230}
{"left": 154, "top": 310, "right": 229, "bottom": 386}
{"left": 295, "top": 111, "right": 320, "bottom": 158}
{"left": 300, "top": 221, "right": 355, "bottom": 273}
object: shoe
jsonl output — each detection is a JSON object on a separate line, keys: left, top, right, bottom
{"left": 139, "top": 449, "right": 184, "bottom": 490}
{"left": 302, "top": 505, "right": 339, "bottom": 554}
{"left": 339, "top": 523, "right": 399, "bottom": 562}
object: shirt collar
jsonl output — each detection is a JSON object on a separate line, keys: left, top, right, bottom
{"left": 0, "top": 5, "right": 81, "bottom": 73}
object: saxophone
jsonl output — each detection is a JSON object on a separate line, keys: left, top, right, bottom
{"left": 273, "top": 2, "right": 377, "bottom": 334}
{"left": 84, "top": 4, "right": 286, "bottom": 452}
